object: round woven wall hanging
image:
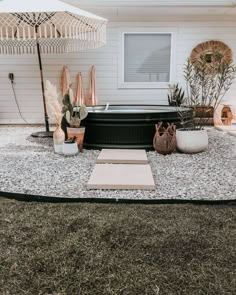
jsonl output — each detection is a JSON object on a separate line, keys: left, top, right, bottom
{"left": 190, "top": 40, "right": 233, "bottom": 72}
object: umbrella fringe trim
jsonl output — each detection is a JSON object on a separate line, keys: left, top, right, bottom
{"left": 0, "top": 40, "right": 106, "bottom": 54}
{"left": 0, "top": 18, "right": 107, "bottom": 54}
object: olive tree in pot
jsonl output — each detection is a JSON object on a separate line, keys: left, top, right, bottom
{"left": 176, "top": 53, "right": 236, "bottom": 153}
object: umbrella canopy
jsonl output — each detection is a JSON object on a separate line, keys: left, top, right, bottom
{"left": 88, "top": 65, "right": 97, "bottom": 106}
{"left": 0, "top": 0, "right": 107, "bottom": 54}
{"left": 61, "top": 65, "right": 72, "bottom": 97}
{"left": 74, "top": 72, "right": 85, "bottom": 106}
{"left": 0, "top": 0, "right": 107, "bottom": 135}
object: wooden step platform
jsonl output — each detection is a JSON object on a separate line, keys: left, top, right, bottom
{"left": 96, "top": 149, "right": 148, "bottom": 164}
{"left": 87, "top": 164, "right": 155, "bottom": 190}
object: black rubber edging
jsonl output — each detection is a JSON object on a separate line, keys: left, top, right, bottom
{"left": 0, "top": 191, "right": 236, "bottom": 206}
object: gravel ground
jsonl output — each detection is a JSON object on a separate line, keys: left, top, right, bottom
{"left": 0, "top": 126, "right": 236, "bottom": 200}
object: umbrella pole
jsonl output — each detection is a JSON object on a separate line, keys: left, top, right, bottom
{"left": 32, "top": 37, "right": 52, "bottom": 137}
{"left": 36, "top": 41, "right": 50, "bottom": 132}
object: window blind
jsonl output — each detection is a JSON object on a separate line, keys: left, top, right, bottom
{"left": 124, "top": 33, "right": 171, "bottom": 83}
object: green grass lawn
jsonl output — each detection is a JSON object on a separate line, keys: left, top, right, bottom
{"left": 0, "top": 199, "right": 235, "bottom": 295}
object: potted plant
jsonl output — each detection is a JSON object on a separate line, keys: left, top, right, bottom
{"left": 62, "top": 136, "right": 79, "bottom": 156}
{"left": 176, "top": 53, "right": 236, "bottom": 153}
{"left": 168, "top": 83, "right": 185, "bottom": 107}
{"left": 153, "top": 122, "right": 177, "bottom": 155}
{"left": 61, "top": 89, "right": 88, "bottom": 152}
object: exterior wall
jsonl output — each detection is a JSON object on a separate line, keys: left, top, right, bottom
{"left": 0, "top": 21, "right": 236, "bottom": 124}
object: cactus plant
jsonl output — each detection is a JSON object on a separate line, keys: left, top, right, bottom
{"left": 62, "top": 89, "right": 88, "bottom": 128}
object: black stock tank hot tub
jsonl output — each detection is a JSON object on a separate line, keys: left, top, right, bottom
{"left": 82, "top": 105, "right": 192, "bottom": 149}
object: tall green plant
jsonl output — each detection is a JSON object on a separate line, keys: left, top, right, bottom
{"left": 168, "top": 84, "right": 185, "bottom": 107}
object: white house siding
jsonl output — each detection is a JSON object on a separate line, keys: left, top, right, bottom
{"left": 0, "top": 21, "right": 236, "bottom": 124}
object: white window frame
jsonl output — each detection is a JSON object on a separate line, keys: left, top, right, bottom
{"left": 118, "top": 28, "right": 176, "bottom": 89}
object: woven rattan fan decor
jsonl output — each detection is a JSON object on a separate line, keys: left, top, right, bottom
{"left": 190, "top": 40, "right": 233, "bottom": 72}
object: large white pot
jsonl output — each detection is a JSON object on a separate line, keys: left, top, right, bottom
{"left": 176, "top": 129, "right": 208, "bottom": 154}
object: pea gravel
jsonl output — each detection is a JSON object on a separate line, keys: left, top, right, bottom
{"left": 0, "top": 126, "right": 235, "bottom": 200}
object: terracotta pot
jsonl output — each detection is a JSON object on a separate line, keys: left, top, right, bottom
{"left": 176, "top": 128, "right": 208, "bottom": 154}
{"left": 153, "top": 122, "right": 176, "bottom": 155}
{"left": 67, "top": 127, "right": 85, "bottom": 152}
{"left": 53, "top": 125, "right": 65, "bottom": 154}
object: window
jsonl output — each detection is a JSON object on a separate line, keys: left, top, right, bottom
{"left": 119, "top": 32, "right": 174, "bottom": 88}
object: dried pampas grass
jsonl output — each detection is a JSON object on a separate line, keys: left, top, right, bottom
{"left": 45, "top": 80, "right": 63, "bottom": 125}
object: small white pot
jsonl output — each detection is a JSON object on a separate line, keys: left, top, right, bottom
{"left": 62, "top": 142, "right": 78, "bottom": 156}
{"left": 54, "top": 144, "right": 63, "bottom": 154}
{"left": 176, "top": 129, "right": 208, "bottom": 154}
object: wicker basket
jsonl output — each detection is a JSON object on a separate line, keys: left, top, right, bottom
{"left": 153, "top": 122, "right": 176, "bottom": 155}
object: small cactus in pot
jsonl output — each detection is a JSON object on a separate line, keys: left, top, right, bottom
{"left": 62, "top": 89, "right": 88, "bottom": 128}
{"left": 61, "top": 86, "right": 88, "bottom": 151}
{"left": 70, "top": 105, "right": 88, "bottom": 128}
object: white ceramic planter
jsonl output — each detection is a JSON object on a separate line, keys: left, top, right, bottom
{"left": 176, "top": 129, "right": 208, "bottom": 154}
{"left": 62, "top": 142, "right": 78, "bottom": 156}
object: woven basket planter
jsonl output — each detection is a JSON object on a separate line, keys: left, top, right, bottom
{"left": 153, "top": 122, "right": 176, "bottom": 155}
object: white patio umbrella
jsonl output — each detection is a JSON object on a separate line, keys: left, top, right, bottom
{"left": 0, "top": 0, "right": 107, "bottom": 137}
